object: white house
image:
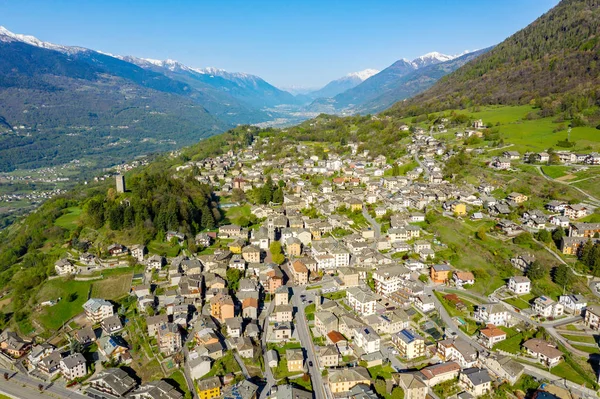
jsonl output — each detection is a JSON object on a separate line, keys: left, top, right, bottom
{"left": 474, "top": 304, "right": 509, "bottom": 326}
{"left": 559, "top": 294, "right": 587, "bottom": 315}
{"left": 507, "top": 276, "right": 531, "bottom": 295}
{"left": 354, "top": 326, "right": 381, "bottom": 354}
{"left": 532, "top": 296, "right": 563, "bottom": 318}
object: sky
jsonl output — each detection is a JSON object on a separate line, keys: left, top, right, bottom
{"left": 0, "top": 0, "right": 559, "bottom": 89}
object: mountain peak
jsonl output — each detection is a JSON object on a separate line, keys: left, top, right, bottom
{"left": 0, "top": 25, "right": 86, "bottom": 54}
{"left": 346, "top": 69, "right": 380, "bottom": 81}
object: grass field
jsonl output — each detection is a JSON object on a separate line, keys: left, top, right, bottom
{"left": 454, "top": 105, "right": 600, "bottom": 153}
{"left": 147, "top": 239, "right": 181, "bottom": 258}
{"left": 541, "top": 166, "right": 568, "bottom": 179}
{"left": 36, "top": 271, "right": 133, "bottom": 332}
{"left": 90, "top": 273, "right": 132, "bottom": 300}
{"left": 560, "top": 334, "right": 598, "bottom": 344}
{"left": 573, "top": 176, "right": 600, "bottom": 200}
{"left": 54, "top": 206, "right": 82, "bottom": 230}
{"left": 571, "top": 344, "right": 600, "bottom": 354}
{"left": 166, "top": 370, "right": 189, "bottom": 395}
{"left": 503, "top": 296, "right": 532, "bottom": 310}
{"left": 550, "top": 361, "right": 589, "bottom": 386}
{"left": 224, "top": 204, "right": 251, "bottom": 225}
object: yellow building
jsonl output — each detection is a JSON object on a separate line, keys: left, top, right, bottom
{"left": 328, "top": 367, "right": 371, "bottom": 393}
{"left": 349, "top": 199, "right": 363, "bottom": 212}
{"left": 197, "top": 376, "right": 221, "bottom": 399}
{"left": 453, "top": 203, "right": 466, "bottom": 216}
{"left": 228, "top": 239, "right": 244, "bottom": 254}
{"left": 286, "top": 348, "right": 304, "bottom": 372}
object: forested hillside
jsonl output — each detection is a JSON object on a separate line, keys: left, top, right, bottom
{"left": 386, "top": 0, "right": 600, "bottom": 125}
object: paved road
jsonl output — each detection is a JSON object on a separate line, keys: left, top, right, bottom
{"left": 291, "top": 287, "right": 327, "bottom": 399}
{"left": 0, "top": 367, "right": 89, "bottom": 399}
{"left": 362, "top": 208, "right": 381, "bottom": 239}
{"left": 413, "top": 153, "right": 429, "bottom": 178}
{"left": 259, "top": 300, "right": 276, "bottom": 399}
{"left": 182, "top": 346, "right": 199, "bottom": 399}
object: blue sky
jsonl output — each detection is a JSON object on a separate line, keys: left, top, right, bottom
{"left": 0, "top": 0, "right": 558, "bottom": 88}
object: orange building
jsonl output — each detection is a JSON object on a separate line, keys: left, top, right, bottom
{"left": 430, "top": 264, "right": 452, "bottom": 284}
{"left": 210, "top": 292, "right": 235, "bottom": 322}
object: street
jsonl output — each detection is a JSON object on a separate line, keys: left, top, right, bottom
{"left": 0, "top": 366, "right": 89, "bottom": 399}
{"left": 291, "top": 286, "right": 327, "bottom": 399}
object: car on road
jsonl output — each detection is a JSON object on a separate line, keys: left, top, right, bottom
{"left": 308, "top": 361, "right": 313, "bottom": 367}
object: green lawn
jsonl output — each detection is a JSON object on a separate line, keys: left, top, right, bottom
{"left": 550, "top": 362, "right": 589, "bottom": 385}
{"left": 494, "top": 333, "right": 525, "bottom": 354}
{"left": 147, "top": 239, "right": 181, "bottom": 257}
{"left": 54, "top": 206, "right": 82, "bottom": 230}
{"left": 322, "top": 290, "right": 346, "bottom": 301}
{"left": 90, "top": 273, "right": 132, "bottom": 300}
{"left": 205, "top": 351, "right": 241, "bottom": 377}
{"left": 36, "top": 278, "right": 93, "bottom": 331}
{"left": 541, "top": 166, "right": 568, "bottom": 179}
{"left": 224, "top": 204, "right": 251, "bottom": 225}
{"left": 166, "top": 370, "right": 190, "bottom": 395}
{"left": 291, "top": 376, "right": 313, "bottom": 392}
{"left": 503, "top": 296, "right": 532, "bottom": 310}
{"left": 560, "top": 334, "right": 598, "bottom": 344}
{"left": 367, "top": 364, "right": 396, "bottom": 379}
{"left": 571, "top": 344, "right": 600, "bottom": 354}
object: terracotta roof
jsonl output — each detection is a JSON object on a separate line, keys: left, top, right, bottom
{"left": 327, "top": 331, "right": 346, "bottom": 344}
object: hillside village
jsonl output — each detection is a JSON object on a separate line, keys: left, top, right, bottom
{"left": 2, "top": 117, "right": 600, "bottom": 399}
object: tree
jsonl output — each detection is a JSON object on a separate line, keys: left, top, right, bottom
{"left": 3, "top": 372, "right": 8, "bottom": 381}
{"left": 476, "top": 228, "right": 487, "bottom": 241}
{"left": 391, "top": 387, "right": 405, "bottom": 399}
{"left": 226, "top": 268, "right": 243, "bottom": 291}
{"left": 552, "top": 227, "right": 565, "bottom": 244}
{"left": 270, "top": 241, "right": 282, "bottom": 256}
{"left": 272, "top": 188, "right": 284, "bottom": 204}
{"left": 231, "top": 189, "right": 246, "bottom": 204}
{"left": 272, "top": 253, "right": 285, "bottom": 265}
{"left": 535, "top": 229, "right": 552, "bottom": 243}
{"left": 66, "top": 292, "right": 78, "bottom": 302}
{"left": 526, "top": 260, "right": 548, "bottom": 281}
{"left": 553, "top": 264, "right": 574, "bottom": 288}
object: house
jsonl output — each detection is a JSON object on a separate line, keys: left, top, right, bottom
{"left": 393, "top": 329, "right": 425, "bottom": 360}
{"left": 415, "top": 295, "right": 435, "bottom": 313}
{"left": 210, "top": 292, "right": 235, "bottom": 322}
{"left": 229, "top": 239, "right": 245, "bottom": 254}
{"left": 315, "top": 311, "right": 339, "bottom": 336}
{"left": 38, "top": 351, "right": 63, "bottom": 377}
{"left": 166, "top": 231, "right": 185, "bottom": 244}
{"left": 266, "top": 350, "right": 279, "bottom": 368}
{"left": 508, "top": 276, "right": 531, "bottom": 295}
{"left": 60, "top": 353, "right": 87, "bottom": 381}
{"left": 273, "top": 322, "right": 292, "bottom": 341}
{"left": 558, "top": 294, "right": 587, "bottom": 315}
{"left": 83, "top": 298, "right": 114, "bottom": 323}
{"left": 453, "top": 271, "right": 475, "bottom": 288}
{"left": 219, "top": 224, "right": 242, "bottom": 238}
{"left": 396, "top": 373, "right": 428, "bottom": 399}
{"left": 233, "top": 337, "right": 254, "bottom": 358}
{"left": 130, "top": 245, "right": 146, "bottom": 262}
{"left": 129, "top": 381, "right": 183, "bottom": 399}
{"left": 328, "top": 367, "right": 371, "bottom": 394}
{"left": 146, "top": 255, "right": 164, "bottom": 270}
{"left": 196, "top": 376, "right": 221, "bottom": 399}
{"left": 242, "top": 245, "right": 261, "bottom": 263}
{"left": 474, "top": 303, "right": 509, "bottom": 326}
{"left": 147, "top": 314, "right": 169, "bottom": 337}
{"left": 87, "top": 368, "right": 137, "bottom": 399}
{"left": 460, "top": 368, "right": 492, "bottom": 397}
{"left": 107, "top": 243, "right": 127, "bottom": 256}
{"left": 430, "top": 264, "right": 452, "bottom": 284}
{"left": 286, "top": 348, "right": 304, "bottom": 372}
{"left": 188, "top": 351, "right": 212, "bottom": 380}
{"left": 271, "top": 385, "right": 313, "bottom": 399}
{"left": 286, "top": 237, "right": 302, "bottom": 257}
{"left": 101, "top": 315, "right": 123, "bottom": 335}
{"left": 195, "top": 232, "right": 213, "bottom": 248}
{"left": 274, "top": 286, "right": 289, "bottom": 306}
{"left": 97, "top": 335, "right": 128, "bottom": 361}
{"left": 563, "top": 204, "right": 590, "bottom": 219}
{"left": 584, "top": 305, "right": 600, "bottom": 330}
{"left": 506, "top": 192, "right": 528, "bottom": 204}
{"left": 157, "top": 323, "right": 182, "bottom": 355}
{"left": 28, "top": 343, "right": 55, "bottom": 368}
{"left": 569, "top": 222, "right": 600, "bottom": 238}
{"left": 273, "top": 304, "right": 293, "bottom": 323}
{"left": 354, "top": 326, "right": 381, "bottom": 354}
{"left": 444, "top": 201, "right": 466, "bottom": 216}
{"left": 437, "top": 338, "right": 478, "bottom": 368}
{"left": 290, "top": 260, "right": 309, "bottom": 285}
{"left": 346, "top": 287, "right": 377, "bottom": 316}
{"left": 522, "top": 339, "right": 562, "bottom": 367}
{"left": 483, "top": 354, "right": 524, "bottom": 385}
{"left": 373, "top": 264, "right": 410, "bottom": 296}
{"left": 0, "top": 331, "right": 30, "bottom": 358}
{"left": 319, "top": 345, "right": 339, "bottom": 368}
{"left": 55, "top": 258, "right": 77, "bottom": 275}
{"left": 226, "top": 317, "right": 243, "bottom": 338}
{"left": 222, "top": 380, "right": 258, "bottom": 399}
{"left": 510, "top": 254, "right": 536, "bottom": 272}
{"left": 242, "top": 297, "right": 259, "bottom": 319}
{"left": 532, "top": 296, "right": 564, "bottom": 318}
{"left": 479, "top": 324, "right": 507, "bottom": 348}
{"left": 419, "top": 362, "right": 461, "bottom": 387}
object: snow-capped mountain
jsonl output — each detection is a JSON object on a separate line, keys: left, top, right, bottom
{"left": 122, "top": 56, "right": 299, "bottom": 108}
{"left": 304, "top": 69, "right": 380, "bottom": 101}
{"left": 307, "top": 50, "right": 483, "bottom": 113}
{"left": 0, "top": 25, "right": 87, "bottom": 54}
